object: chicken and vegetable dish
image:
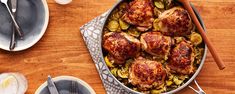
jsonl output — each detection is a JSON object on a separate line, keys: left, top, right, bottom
{"left": 102, "top": 0, "right": 205, "bottom": 93}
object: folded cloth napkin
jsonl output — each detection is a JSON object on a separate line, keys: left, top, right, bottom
{"left": 80, "top": 12, "right": 133, "bottom": 94}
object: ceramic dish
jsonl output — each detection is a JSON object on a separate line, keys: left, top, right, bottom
{"left": 0, "top": 0, "right": 49, "bottom": 51}
{"left": 100, "top": 0, "right": 207, "bottom": 93}
{"left": 35, "top": 76, "right": 96, "bottom": 94}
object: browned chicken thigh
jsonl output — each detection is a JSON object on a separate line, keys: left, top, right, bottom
{"left": 129, "top": 57, "right": 166, "bottom": 90}
{"left": 103, "top": 32, "right": 141, "bottom": 64}
{"left": 140, "top": 32, "right": 172, "bottom": 59}
{"left": 158, "top": 7, "right": 193, "bottom": 36}
{"left": 122, "top": 0, "right": 154, "bottom": 32}
{"left": 166, "top": 41, "right": 195, "bottom": 74}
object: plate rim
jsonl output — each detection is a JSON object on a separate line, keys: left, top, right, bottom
{"left": 34, "top": 76, "right": 96, "bottom": 94}
{"left": 0, "top": 0, "right": 49, "bottom": 51}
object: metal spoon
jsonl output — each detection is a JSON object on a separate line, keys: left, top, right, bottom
{"left": 1, "top": 0, "right": 23, "bottom": 39}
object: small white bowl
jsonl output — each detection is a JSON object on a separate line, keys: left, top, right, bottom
{"left": 35, "top": 76, "right": 96, "bottom": 94}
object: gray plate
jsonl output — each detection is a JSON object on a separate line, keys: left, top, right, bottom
{"left": 35, "top": 76, "right": 96, "bottom": 94}
{"left": 0, "top": 0, "right": 49, "bottom": 51}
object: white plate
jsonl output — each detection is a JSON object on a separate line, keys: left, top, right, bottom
{"left": 0, "top": 0, "right": 49, "bottom": 51}
{"left": 35, "top": 76, "right": 96, "bottom": 94}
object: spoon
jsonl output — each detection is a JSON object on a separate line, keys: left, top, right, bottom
{"left": 177, "top": 0, "right": 225, "bottom": 70}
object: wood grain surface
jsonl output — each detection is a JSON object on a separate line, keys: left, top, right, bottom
{"left": 0, "top": 0, "right": 234, "bottom": 94}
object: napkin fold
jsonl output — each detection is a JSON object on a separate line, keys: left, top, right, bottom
{"left": 80, "top": 12, "right": 133, "bottom": 94}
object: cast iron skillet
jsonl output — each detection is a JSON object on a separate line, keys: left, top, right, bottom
{"left": 100, "top": 0, "right": 207, "bottom": 93}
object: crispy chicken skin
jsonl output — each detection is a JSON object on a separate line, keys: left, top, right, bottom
{"left": 122, "top": 0, "right": 154, "bottom": 32}
{"left": 140, "top": 32, "right": 172, "bottom": 59}
{"left": 129, "top": 57, "right": 166, "bottom": 90}
{"left": 158, "top": 7, "right": 193, "bottom": 36}
{"left": 103, "top": 32, "right": 141, "bottom": 64}
{"left": 166, "top": 41, "right": 195, "bottom": 74}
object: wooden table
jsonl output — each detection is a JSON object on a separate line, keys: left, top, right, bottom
{"left": 0, "top": 0, "right": 234, "bottom": 94}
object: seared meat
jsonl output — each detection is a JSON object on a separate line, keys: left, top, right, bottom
{"left": 140, "top": 32, "right": 172, "bottom": 59}
{"left": 129, "top": 57, "right": 166, "bottom": 90}
{"left": 103, "top": 32, "right": 141, "bottom": 64}
{"left": 158, "top": 7, "right": 193, "bottom": 36}
{"left": 122, "top": 0, "right": 154, "bottom": 32}
{"left": 166, "top": 41, "right": 195, "bottom": 74}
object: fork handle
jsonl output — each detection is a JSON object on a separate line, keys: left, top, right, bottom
{"left": 9, "top": 13, "right": 16, "bottom": 50}
{"left": 4, "top": 4, "right": 23, "bottom": 39}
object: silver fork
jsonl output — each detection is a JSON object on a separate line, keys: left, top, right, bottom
{"left": 1, "top": 0, "right": 23, "bottom": 39}
{"left": 189, "top": 80, "right": 206, "bottom": 94}
{"left": 70, "top": 81, "right": 79, "bottom": 94}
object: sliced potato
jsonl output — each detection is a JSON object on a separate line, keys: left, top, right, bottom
{"left": 190, "top": 32, "right": 203, "bottom": 46}
{"left": 151, "top": 89, "right": 162, "bottom": 94}
{"left": 125, "top": 59, "right": 133, "bottom": 70}
{"left": 174, "top": 37, "right": 184, "bottom": 44}
{"left": 156, "top": 83, "right": 165, "bottom": 89}
{"left": 151, "top": 87, "right": 166, "bottom": 94}
{"left": 178, "top": 75, "right": 189, "bottom": 80}
{"left": 133, "top": 87, "right": 138, "bottom": 91}
{"left": 154, "top": 1, "right": 164, "bottom": 9}
{"left": 153, "top": 19, "right": 160, "bottom": 31}
{"left": 119, "top": 19, "right": 130, "bottom": 30}
{"left": 153, "top": 7, "right": 162, "bottom": 17}
{"left": 104, "top": 56, "right": 115, "bottom": 68}
{"left": 171, "top": 85, "right": 178, "bottom": 88}
{"left": 110, "top": 68, "right": 118, "bottom": 77}
{"left": 194, "top": 48, "right": 204, "bottom": 64}
{"left": 173, "top": 76, "right": 184, "bottom": 85}
{"left": 111, "top": 14, "right": 120, "bottom": 21}
{"left": 166, "top": 80, "right": 173, "bottom": 86}
{"left": 107, "top": 20, "right": 119, "bottom": 32}
{"left": 127, "top": 27, "right": 140, "bottom": 37}
{"left": 110, "top": 9, "right": 121, "bottom": 20}
{"left": 168, "top": 74, "right": 174, "bottom": 80}
{"left": 163, "top": 0, "right": 172, "bottom": 10}
{"left": 117, "top": 68, "right": 128, "bottom": 78}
